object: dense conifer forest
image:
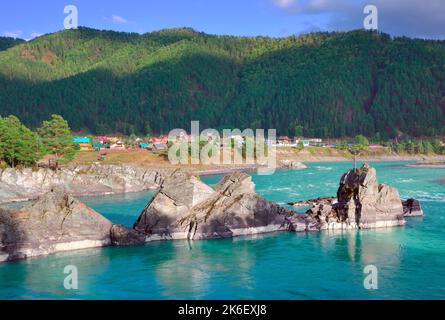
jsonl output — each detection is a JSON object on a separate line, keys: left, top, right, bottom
{"left": 0, "top": 27, "right": 444, "bottom": 138}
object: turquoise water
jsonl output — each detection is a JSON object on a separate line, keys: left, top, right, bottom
{"left": 1, "top": 162, "right": 444, "bottom": 300}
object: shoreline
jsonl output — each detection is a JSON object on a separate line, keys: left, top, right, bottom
{"left": 282, "top": 155, "right": 445, "bottom": 163}
{"left": 1, "top": 155, "right": 445, "bottom": 206}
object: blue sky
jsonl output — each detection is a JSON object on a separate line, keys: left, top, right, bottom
{"left": 1, "top": 0, "right": 444, "bottom": 40}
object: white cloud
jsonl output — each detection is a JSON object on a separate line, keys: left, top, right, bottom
{"left": 271, "top": 0, "right": 445, "bottom": 39}
{"left": 111, "top": 15, "right": 128, "bottom": 24}
{"left": 274, "top": 0, "right": 297, "bottom": 9}
{"left": 3, "top": 30, "right": 23, "bottom": 38}
{"left": 30, "top": 32, "right": 42, "bottom": 39}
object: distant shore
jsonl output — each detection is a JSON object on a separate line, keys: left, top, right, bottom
{"left": 405, "top": 162, "right": 445, "bottom": 168}
{"left": 2, "top": 153, "right": 445, "bottom": 205}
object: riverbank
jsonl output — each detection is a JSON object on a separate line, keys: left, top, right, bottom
{"left": 405, "top": 162, "right": 445, "bottom": 168}
{"left": 0, "top": 165, "right": 167, "bottom": 205}
{"left": 2, "top": 149, "right": 445, "bottom": 205}
{"left": 71, "top": 148, "right": 445, "bottom": 166}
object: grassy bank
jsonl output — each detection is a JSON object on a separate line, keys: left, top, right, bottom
{"left": 70, "top": 147, "right": 445, "bottom": 169}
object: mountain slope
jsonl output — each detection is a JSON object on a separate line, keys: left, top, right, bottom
{"left": 0, "top": 37, "right": 25, "bottom": 51}
{"left": 0, "top": 27, "right": 444, "bottom": 138}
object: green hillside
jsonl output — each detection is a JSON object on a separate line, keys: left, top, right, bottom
{"left": 0, "top": 27, "right": 444, "bottom": 138}
{"left": 0, "top": 37, "right": 25, "bottom": 51}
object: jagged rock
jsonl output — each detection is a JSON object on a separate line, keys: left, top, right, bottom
{"left": 110, "top": 224, "right": 146, "bottom": 246}
{"left": 402, "top": 199, "right": 424, "bottom": 217}
{"left": 134, "top": 171, "right": 310, "bottom": 241}
{"left": 0, "top": 165, "right": 168, "bottom": 204}
{"left": 279, "top": 160, "right": 307, "bottom": 169}
{"left": 133, "top": 170, "right": 216, "bottom": 240}
{"left": 0, "top": 188, "right": 113, "bottom": 262}
{"left": 307, "top": 165, "right": 405, "bottom": 230}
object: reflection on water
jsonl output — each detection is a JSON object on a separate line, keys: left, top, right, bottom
{"left": 318, "top": 228, "right": 403, "bottom": 267}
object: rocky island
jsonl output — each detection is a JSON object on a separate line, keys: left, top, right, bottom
{"left": 0, "top": 187, "right": 147, "bottom": 262}
{"left": 133, "top": 170, "right": 310, "bottom": 240}
{"left": 0, "top": 165, "right": 421, "bottom": 263}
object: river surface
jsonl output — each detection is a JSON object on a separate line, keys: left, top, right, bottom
{"left": 0, "top": 161, "right": 444, "bottom": 299}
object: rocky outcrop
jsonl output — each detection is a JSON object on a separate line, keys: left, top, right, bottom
{"left": 0, "top": 164, "right": 416, "bottom": 262}
{"left": 402, "top": 199, "right": 424, "bottom": 217}
{"left": 279, "top": 160, "right": 307, "bottom": 169}
{"left": 306, "top": 165, "right": 405, "bottom": 230}
{"left": 134, "top": 170, "right": 313, "bottom": 241}
{"left": 134, "top": 165, "right": 409, "bottom": 241}
{"left": 0, "top": 188, "right": 114, "bottom": 262}
{"left": 0, "top": 165, "right": 167, "bottom": 204}
{"left": 0, "top": 187, "right": 152, "bottom": 262}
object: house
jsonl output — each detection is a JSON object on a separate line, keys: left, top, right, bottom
{"left": 73, "top": 137, "right": 91, "bottom": 144}
{"left": 110, "top": 141, "right": 126, "bottom": 150}
{"left": 277, "top": 136, "right": 293, "bottom": 146}
{"left": 78, "top": 142, "right": 93, "bottom": 151}
{"left": 150, "top": 136, "right": 169, "bottom": 145}
{"left": 93, "top": 142, "right": 110, "bottom": 150}
{"left": 96, "top": 136, "right": 110, "bottom": 144}
{"left": 139, "top": 143, "right": 151, "bottom": 149}
{"left": 73, "top": 137, "right": 93, "bottom": 151}
{"left": 308, "top": 138, "right": 323, "bottom": 147}
{"left": 108, "top": 136, "right": 123, "bottom": 144}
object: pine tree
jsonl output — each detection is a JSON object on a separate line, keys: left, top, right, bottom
{"left": 37, "top": 115, "right": 76, "bottom": 160}
{"left": 0, "top": 116, "right": 43, "bottom": 167}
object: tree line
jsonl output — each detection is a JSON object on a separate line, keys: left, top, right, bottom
{"left": 0, "top": 114, "right": 77, "bottom": 168}
{"left": 335, "top": 135, "right": 445, "bottom": 155}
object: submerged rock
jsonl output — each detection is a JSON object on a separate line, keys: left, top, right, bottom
{"left": 307, "top": 164, "right": 405, "bottom": 230}
{"left": 402, "top": 198, "right": 424, "bottom": 217}
{"left": 134, "top": 170, "right": 312, "bottom": 241}
{"left": 0, "top": 187, "right": 113, "bottom": 262}
{"left": 279, "top": 160, "right": 307, "bottom": 170}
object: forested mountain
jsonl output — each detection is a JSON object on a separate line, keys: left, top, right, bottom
{"left": 0, "top": 37, "right": 25, "bottom": 51}
{"left": 0, "top": 27, "right": 444, "bottom": 138}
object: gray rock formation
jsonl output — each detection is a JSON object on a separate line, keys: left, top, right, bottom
{"left": 307, "top": 165, "right": 405, "bottom": 230}
{"left": 0, "top": 165, "right": 167, "bottom": 204}
{"left": 279, "top": 160, "right": 307, "bottom": 170}
{"left": 0, "top": 188, "right": 113, "bottom": 262}
{"left": 134, "top": 170, "right": 313, "bottom": 241}
{"left": 402, "top": 199, "right": 424, "bottom": 217}
{"left": 1, "top": 164, "right": 412, "bottom": 263}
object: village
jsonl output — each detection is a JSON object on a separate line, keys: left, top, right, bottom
{"left": 72, "top": 134, "right": 386, "bottom": 152}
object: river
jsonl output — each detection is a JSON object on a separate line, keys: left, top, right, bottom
{"left": 0, "top": 161, "right": 444, "bottom": 299}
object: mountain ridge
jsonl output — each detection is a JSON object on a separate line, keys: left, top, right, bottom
{"left": 0, "top": 27, "right": 444, "bottom": 138}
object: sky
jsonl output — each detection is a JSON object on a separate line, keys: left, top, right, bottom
{"left": 1, "top": 0, "right": 444, "bottom": 41}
